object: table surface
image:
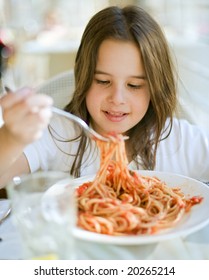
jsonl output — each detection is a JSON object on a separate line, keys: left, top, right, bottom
{"left": 1, "top": 204, "right": 209, "bottom": 260}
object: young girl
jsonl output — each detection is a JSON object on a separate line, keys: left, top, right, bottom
{"left": 0, "top": 5, "right": 209, "bottom": 188}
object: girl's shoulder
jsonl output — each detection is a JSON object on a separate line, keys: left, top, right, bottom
{"left": 159, "top": 117, "right": 209, "bottom": 156}
{"left": 165, "top": 117, "right": 208, "bottom": 138}
{"left": 157, "top": 117, "right": 209, "bottom": 180}
{"left": 49, "top": 113, "right": 80, "bottom": 139}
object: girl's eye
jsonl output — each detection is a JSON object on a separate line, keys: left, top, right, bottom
{"left": 128, "top": 83, "right": 142, "bottom": 89}
{"left": 95, "top": 79, "right": 110, "bottom": 85}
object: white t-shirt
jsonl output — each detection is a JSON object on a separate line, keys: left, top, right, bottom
{"left": 24, "top": 115, "right": 209, "bottom": 181}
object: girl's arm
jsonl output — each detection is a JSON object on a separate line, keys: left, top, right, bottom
{"left": 0, "top": 88, "right": 53, "bottom": 188}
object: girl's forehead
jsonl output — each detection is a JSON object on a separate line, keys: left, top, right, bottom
{"left": 96, "top": 39, "right": 145, "bottom": 76}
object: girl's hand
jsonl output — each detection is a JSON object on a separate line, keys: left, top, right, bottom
{"left": 0, "top": 87, "right": 53, "bottom": 146}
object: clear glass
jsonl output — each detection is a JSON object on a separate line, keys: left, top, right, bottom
{"left": 6, "top": 171, "right": 76, "bottom": 260}
{"left": 0, "top": 198, "right": 11, "bottom": 224}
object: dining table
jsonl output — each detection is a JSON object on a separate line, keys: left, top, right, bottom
{"left": 1, "top": 197, "right": 209, "bottom": 260}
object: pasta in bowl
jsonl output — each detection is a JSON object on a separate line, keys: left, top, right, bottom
{"left": 72, "top": 135, "right": 209, "bottom": 244}
{"left": 73, "top": 171, "right": 209, "bottom": 245}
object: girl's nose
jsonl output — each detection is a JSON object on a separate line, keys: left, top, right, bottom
{"left": 108, "top": 85, "right": 126, "bottom": 105}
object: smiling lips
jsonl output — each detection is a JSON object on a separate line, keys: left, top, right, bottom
{"left": 104, "top": 110, "right": 128, "bottom": 122}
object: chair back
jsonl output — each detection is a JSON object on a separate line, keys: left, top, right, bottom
{"left": 36, "top": 70, "right": 75, "bottom": 109}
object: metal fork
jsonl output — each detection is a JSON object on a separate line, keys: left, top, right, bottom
{"left": 4, "top": 86, "right": 109, "bottom": 142}
{"left": 52, "top": 106, "right": 109, "bottom": 142}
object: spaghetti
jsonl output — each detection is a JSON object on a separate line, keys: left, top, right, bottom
{"left": 76, "top": 135, "right": 203, "bottom": 235}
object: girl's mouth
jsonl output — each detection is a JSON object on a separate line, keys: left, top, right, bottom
{"left": 103, "top": 111, "right": 128, "bottom": 122}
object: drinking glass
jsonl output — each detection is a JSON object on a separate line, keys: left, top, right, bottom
{"left": 0, "top": 198, "right": 11, "bottom": 224}
{"left": 6, "top": 171, "right": 76, "bottom": 260}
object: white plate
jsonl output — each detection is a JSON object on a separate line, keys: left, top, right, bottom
{"left": 70, "top": 171, "right": 209, "bottom": 245}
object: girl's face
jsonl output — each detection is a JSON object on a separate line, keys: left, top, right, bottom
{"left": 86, "top": 39, "right": 150, "bottom": 136}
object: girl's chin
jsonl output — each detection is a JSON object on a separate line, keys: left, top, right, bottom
{"left": 102, "top": 129, "right": 127, "bottom": 136}
{"left": 93, "top": 124, "right": 128, "bottom": 136}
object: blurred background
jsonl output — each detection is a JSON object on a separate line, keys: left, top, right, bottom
{"left": 0, "top": 0, "right": 209, "bottom": 129}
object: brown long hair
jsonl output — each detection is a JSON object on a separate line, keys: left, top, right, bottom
{"left": 63, "top": 5, "right": 177, "bottom": 177}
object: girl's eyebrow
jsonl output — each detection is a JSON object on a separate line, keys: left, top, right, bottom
{"left": 95, "top": 70, "right": 146, "bottom": 80}
{"left": 95, "top": 70, "right": 110, "bottom": 75}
